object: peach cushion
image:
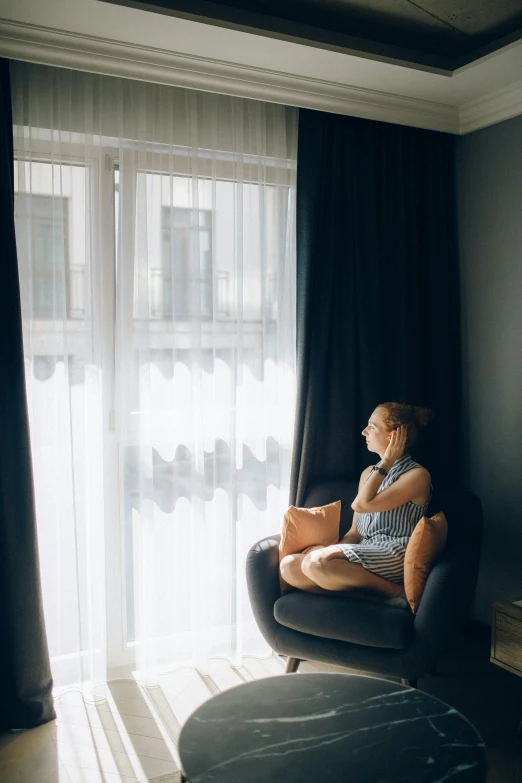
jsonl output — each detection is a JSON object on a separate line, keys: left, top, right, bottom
{"left": 404, "top": 512, "right": 448, "bottom": 613}
{"left": 279, "top": 501, "right": 341, "bottom": 592}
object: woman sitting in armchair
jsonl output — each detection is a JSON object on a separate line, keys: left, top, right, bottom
{"left": 280, "top": 402, "right": 434, "bottom": 601}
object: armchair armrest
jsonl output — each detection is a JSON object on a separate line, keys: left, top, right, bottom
{"left": 405, "top": 548, "right": 480, "bottom": 677}
{"left": 246, "top": 534, "right": 282, "bottom": 650}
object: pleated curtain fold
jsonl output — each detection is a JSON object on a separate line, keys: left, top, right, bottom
{"left": 291, "top": 109, "right": 461, "bottom": 505}
{"left": 0, "top": 59, "right": 55, "bottom": 730}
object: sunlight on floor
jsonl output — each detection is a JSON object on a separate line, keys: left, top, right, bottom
{"left": 0, "top": 655, "right": 347, "bottom": 783}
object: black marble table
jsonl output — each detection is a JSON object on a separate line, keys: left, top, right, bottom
{"left": 178, "top": 673, "right": 487, "bottom": 783}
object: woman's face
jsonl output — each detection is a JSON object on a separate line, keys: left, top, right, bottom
{"left": 362, "top": 408, "right": 391, "bottom": 456}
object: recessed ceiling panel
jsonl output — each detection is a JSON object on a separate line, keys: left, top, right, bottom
{"left": 99, "top": 0, "right": 522, "bottom": 72}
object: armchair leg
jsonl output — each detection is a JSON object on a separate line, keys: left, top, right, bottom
{"left": 401, "top": 679, "right": 417, "bottom": 688}
{"left": 285, "top": 657, "right": 301, "bottom": 674}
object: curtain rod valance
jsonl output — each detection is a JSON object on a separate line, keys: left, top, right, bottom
{"left": 11, "top": 61, "right": 298, "bottom": 162}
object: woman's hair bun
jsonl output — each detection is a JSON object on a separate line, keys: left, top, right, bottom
{"left": 377, "top": 402, "right": 435, "bottom": 447}
{"left": 411, "top": 405, "right": 435, "bottom": 428}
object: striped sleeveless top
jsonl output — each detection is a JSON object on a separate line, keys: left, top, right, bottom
{"left": 338, "top": 453, "right": 431, "bottom": 584}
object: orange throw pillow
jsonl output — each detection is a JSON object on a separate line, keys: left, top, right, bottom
{"left": 279, "top": 501, "right": 341, "bottom": 592}
{"left": 404, "top": 512, "right": 448, "bottom": 613}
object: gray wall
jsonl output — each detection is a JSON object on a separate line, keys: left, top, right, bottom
{"left": 456, "top": 115, "right": 522, "bottom": 624}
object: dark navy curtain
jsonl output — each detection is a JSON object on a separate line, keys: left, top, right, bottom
{"left": 291, "top": 109, "right": 461, "bottom": 505}
{"left": 0, "top": 59, "right": 55, "bottom": 729}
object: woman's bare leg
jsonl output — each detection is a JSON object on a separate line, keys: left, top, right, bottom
{"left": 301, "top": 546, "right": 403, "bottom": 597}
{"left": 280, "top": 553, "right": 331, "bottom": 593}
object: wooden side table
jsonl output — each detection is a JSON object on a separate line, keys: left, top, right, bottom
{"left": 491, "top": 600, "right": 522, "bottom": 737}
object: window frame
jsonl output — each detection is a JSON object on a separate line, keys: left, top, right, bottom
{"left": 13, "top": 133, "right": 296, "bottom": 675}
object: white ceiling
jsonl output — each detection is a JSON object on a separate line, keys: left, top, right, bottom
{"left": 1, "top": 0, "right": 522, "bottom": 134}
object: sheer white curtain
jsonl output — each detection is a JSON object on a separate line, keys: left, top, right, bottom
{"left": 11, "top": 62, "right": 297, "bottom": 695}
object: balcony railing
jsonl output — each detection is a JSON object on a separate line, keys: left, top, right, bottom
{"left": 32, "top": 266, "right": 277, "bottom": 322}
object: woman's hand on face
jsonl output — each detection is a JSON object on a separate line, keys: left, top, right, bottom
{"left": 383, "top": 425, "right": 407, "bottom": 466}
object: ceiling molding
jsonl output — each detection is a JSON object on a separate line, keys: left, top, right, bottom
{"left": 4, "top": 17, "right": 522, "bottom": 136}
{"left": 459, "top": 79, "right": 522, "bottom": 134}
{"left": 0, "top": 18, "right": 459, "bottom": 134}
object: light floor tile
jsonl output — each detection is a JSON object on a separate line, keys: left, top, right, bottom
{"left": 240, "top": 657, "right": 282, "bottom": 680}
{"left": 54, "top": 703, "right": 167, "bottom": 741}
{"left": 0, "top": 733, "right": 23, "bottom": 756}
{"left": 56, "top": 691, "right": 157, "bottom": 720}
{"left": 194, "top": 671, "right": 219, "bottom": 696}
{"left": 54, "top": 693, "right": 93, "bottom": 709}
{"left": 49, "top": 721, "right": 177, "bottom": 762}
{"left": 97, "top": 697, "right": 160, "bottom": 720}
{"left": 192, "top": 664, "right": 218, "bottom": 696}
{"left": 55, "top": 741, "right": 178, "bottom": 780}
{"left": 166, "top": 677, "right": 212, "bottom": 727}
{"left": 106, "top": 682, "right": 148, "bottom": 702}
{"left": 157, "top": 670, "right": 198, "bottom": 702}
{"left": 53, "top": 704, "right": 107, "bottom": 731}
{"left": 63, "top": 765, "right": 138, "bottom": 783}
{"left": 156, "top": 707, "right": 182, "bottom": 746}
{"left": 106, "top": 692, "right": 159, "bottom": 718}
{"left": 41, "top": 764, "right": 73, "bottom": 783}
{"left": 230, "top": 664, "right": 254, "bottom": 682}
{"left": 205, "top": 660, "right": 244, "bottom": 692}
{"left": 2, "top": 762, "right": 71, "bottom": 783}
{"left": 143, "top": 687, "right": 174, "bottom": 717}
{"left": 252, "top": 655, "right": 286, "bottom": 675}
{"left": 0, "top": 724, "right": 54, "bottom": 765}
{"left": 0, "top": 725, "right": 58, "bottom": 783}
{"left": 101, "top": 713, "right": 169, "bottom": 741}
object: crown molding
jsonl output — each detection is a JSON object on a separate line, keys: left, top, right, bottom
{"left": 459, "top": 79, "right": 522, "bottom": 134}
{"left": 0, "top": 18, "right": 459, "bottom": 134}
{"left": 5, "top": 17, "right": 522, "bottom": 136}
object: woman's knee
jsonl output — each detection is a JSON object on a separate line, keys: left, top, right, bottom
{"left": 280, "top": 554, "right": 305, "bottom": 586}
{"left": 301, "top": 546, "right": 340, "bottom": 579}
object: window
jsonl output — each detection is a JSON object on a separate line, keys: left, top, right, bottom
{"left": 13, "top": 90, "right": 296, "bottom": 685}
{"left": 12, "top": 62, "right": 298, "bottom": 694}
{"left": 15, "top": 194, "right": 69, "bottom": 319}
{"left": 158, "top": 207, "right": 213, "bottom": 320}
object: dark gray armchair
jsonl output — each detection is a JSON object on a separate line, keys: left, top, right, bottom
{"left": 246, "top": 479, "right": 483, "bottom": 686}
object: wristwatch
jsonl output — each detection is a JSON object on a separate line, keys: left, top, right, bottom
{"left": 374, "top": 465, "right": 387, "bottom": 476}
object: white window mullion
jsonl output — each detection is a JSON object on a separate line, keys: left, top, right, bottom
{"left": 108, "top": 150, "right": 141, "bottom": 671}
{"left": 98, "top": 151, "right": 133, "bottom": 673}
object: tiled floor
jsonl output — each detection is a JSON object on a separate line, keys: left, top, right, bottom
{"left": 1, "top": 628, "right": 521, "bottom": 782}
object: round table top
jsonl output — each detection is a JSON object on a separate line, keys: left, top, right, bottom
{"left": 178, "top": 672, "right": 487, "bottom": 783}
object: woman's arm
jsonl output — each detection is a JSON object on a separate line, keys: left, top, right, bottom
{"left": 339, "top": 513, "right": 362, "bottom": 544}
{"left": 339, "top": 466, "right": 373, "bottom": 544}
{"left": 351, "top": 425, "right": 431, "bottom": 513}
{"left": 351, "top": 467, "right": 431, "bottom": 513}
